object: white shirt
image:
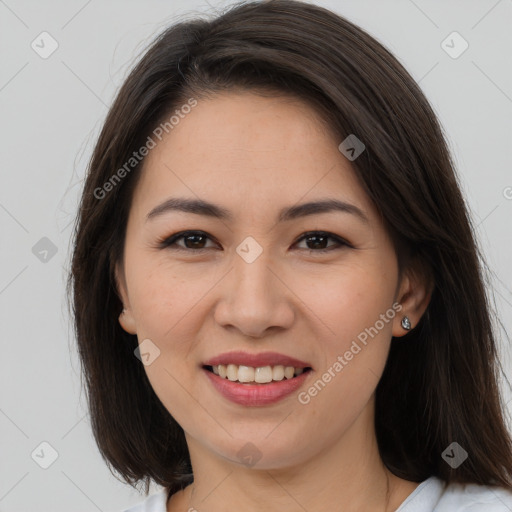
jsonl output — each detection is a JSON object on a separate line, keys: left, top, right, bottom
{"left": 122, "top": 476, "right": 512, "bottom": 511}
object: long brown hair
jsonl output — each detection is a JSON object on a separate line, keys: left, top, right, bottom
{"left": 67, "top": 0, "right": 512, "bottom": 497}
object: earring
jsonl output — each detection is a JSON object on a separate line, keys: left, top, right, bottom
{"left": 401, "top": 316, "right": 412, "bottom": 330}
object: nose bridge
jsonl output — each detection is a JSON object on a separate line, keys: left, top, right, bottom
{"left": 214, "top": 238, "right": 293, "bottom": 336}
{"left": 231, "top": 242, "right": 275, "bottom": 306}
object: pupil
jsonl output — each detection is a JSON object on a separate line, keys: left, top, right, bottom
{"left": 186, "top": 234, "right": 206, "bottom": 249}
{"left": 307, "top": 234, "right": 327, "bottom": 249}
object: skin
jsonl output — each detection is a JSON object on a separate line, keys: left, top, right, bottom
{"left": 116, "top": 91, "right": 431, "bottom": 511}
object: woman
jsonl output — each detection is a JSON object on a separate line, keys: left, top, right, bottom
{"left": 67, "top": 1, "right": 512, "bottom": 510}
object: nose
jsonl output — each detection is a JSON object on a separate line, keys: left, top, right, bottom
{"left": 213, "top": 247, "right": 295, "bottom": 338}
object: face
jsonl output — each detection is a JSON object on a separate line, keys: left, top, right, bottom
{"left": 116, "top": 91, "right": 420, "bottom": 470}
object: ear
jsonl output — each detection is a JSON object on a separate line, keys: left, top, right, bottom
{"left": 392, "top": 259, "right": 433, "bottom": 337}
{"left": 114, "top": 262, "right": 137, "bottom": 335}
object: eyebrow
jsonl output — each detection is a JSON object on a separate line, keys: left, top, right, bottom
{"left": 145, "top": 197, "right": 369, "bottom": 224}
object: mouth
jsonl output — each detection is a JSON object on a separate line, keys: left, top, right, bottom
{"left": 203, "top": 364, "right": 313, "bottom": 384}
{"left": 202, "top": 351, "right": 314, "bottom": 405}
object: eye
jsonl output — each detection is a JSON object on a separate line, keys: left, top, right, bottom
{"left": 157, "top": 230, "right": 350, "bottom": 254}
{"left": 293, "top": 231, "right": 350, "bottom": 253}
{"left": 157, "top": 231, "right": 218, "bottom": 252}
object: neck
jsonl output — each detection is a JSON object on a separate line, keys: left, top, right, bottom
{"left": 169, "top": 401, "right": 419, "bottom": 512}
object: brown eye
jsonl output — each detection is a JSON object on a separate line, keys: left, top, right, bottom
{"left": 294, "top": 231, "right": 350, "bottom": 253}
{"left": 157, "top": 230, "right": 351, "bottom": 254}
{"left": 158, "top": 231, "right": 218, "bottom": 251}
{"left": 179, "top": 233, "right": 209, "bottom": 249}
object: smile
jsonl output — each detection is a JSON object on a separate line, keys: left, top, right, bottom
{"left": 202, "top": 350, "right": 313, "bottom": 406}
{"left": 205, "top": 364, "right": 311, "bottom": 383}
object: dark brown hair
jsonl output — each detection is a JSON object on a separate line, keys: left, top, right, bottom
{"left": 67, "top": 0, "right": 512, "bottom": 498}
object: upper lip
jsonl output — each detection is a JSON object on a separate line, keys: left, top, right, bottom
{"left": 203, "top": 351, "right": 312, "bottom": 369}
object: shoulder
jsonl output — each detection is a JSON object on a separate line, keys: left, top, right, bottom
{"left": 121, "top": 489, "right": 169, "bottom": 512}
{"left": 437, "top": 479, "right": 512, "bottom": 511}
{"left": 398, "top": 476, "right": 512, "bottom": 512}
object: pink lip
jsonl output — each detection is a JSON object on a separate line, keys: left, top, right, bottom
{"left": 203, "top": 368, "right": 312, "bottom": 406}
{"left": 203, "top": 351, "right": 311, "bottom": 369}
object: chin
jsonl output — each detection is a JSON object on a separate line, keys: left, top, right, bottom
{"left": 208, "top": 432, "right": 314, "bottom": 471}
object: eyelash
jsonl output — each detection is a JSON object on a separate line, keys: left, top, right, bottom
{"left": 156, "top": 230, "right": 352, "bottom": 254}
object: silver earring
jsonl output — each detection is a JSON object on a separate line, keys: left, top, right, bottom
{"left": 401, "top": 316, "right": 411, "bottom": 330}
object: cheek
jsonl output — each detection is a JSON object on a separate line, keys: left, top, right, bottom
{"left": 296, "top": 258, "right": 396, "bottom": 342}
{"left": 127, "top": 262, "right": 203, "bottom": 416}
{"left": 297, "top": 271, "right": 396, "bottom": 428}
{"left": 126, "top": 254, "right": 205, "bottom": 341}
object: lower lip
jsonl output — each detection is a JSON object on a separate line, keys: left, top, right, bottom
{"left": 203, "top": 368, "right": 311, "bottom": 406}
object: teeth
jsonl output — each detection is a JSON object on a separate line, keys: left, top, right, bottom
{"left": 209, "top": 364, "right": 308, "bottom": 383}
{"left": 227, "top": 364, "right": 238, "bottom": 381}
{"left": 272, "top": 365, "right": 285, "bottom": 381}
{"left": 255, "top": 366, "right": 272, "bottom": 383}
{"left": 238, "top": 365, "right": 255, "bottom": 383}
{"left": 284, "top": 366, "right": 295, "bottom": 379}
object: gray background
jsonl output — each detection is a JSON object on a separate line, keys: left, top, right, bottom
{"left": 1, "top": 0, "right": 511, "bottom": 511}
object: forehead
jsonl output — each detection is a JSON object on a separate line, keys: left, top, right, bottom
{"left": 130, "top": 91, "right": 375, "bottom": 222}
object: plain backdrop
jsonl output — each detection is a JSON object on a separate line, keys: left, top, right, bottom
{"left": 1, "top": 0, "right": 511, "bottom": 511}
